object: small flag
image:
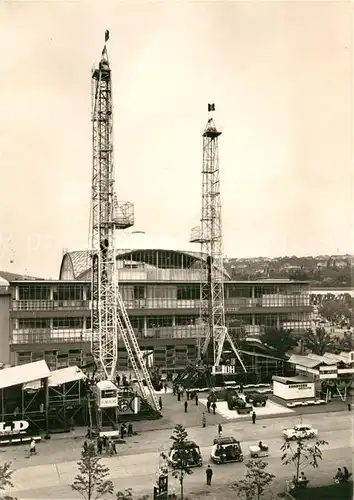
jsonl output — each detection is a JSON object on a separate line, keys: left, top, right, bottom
{"left": 208, "top": 103, "right": 215, "bottom": 112}
{"left": 105, "top": 30, "right": 110, "bottom": 42}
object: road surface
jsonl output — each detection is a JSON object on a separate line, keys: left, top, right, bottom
{"left": 2, "top": 411, "right": 352, "bottom": 499}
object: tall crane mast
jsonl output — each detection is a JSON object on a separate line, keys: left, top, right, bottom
{"left": 90, "top": 31, "right": 160, "bottom": 413}
{"left": 190, "top": 104, "right": 246, "bottom": 372}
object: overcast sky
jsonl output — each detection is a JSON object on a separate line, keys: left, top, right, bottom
{"left": 0, "top": 1, "right": 352, "bottom": 278}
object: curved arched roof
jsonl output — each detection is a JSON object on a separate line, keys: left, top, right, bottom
{"left": 116, "top": 231, "right": 199, "bottom": 254}
{"left": 59, "top": 231, "right": 230, "bottom": 280}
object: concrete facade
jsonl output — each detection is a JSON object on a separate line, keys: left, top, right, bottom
{"left": 0, "top": 242, "right": 312, "bottom": 369}
{"left": 0, "top": 279, "right": 11, "bottom": 364}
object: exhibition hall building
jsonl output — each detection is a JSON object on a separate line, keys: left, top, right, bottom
{"left": 0, "top": 232, "right": 313, "bottom": 370}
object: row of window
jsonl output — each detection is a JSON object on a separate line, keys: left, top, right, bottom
{"left": 15, "top": 312, "right": 312, "bottom": 331}
{"left": 16, "top": 316, "right": 197, "bottom": 331}
{"left": 18, "top": 285, "right": 91, "bottom": 301}
{"left": 17, "top": 284, "right": 309, "bottom": 302}
{"left": 228, "top": 285, "right": 309, "bottom": 298}
{"left": 117, "top": 250, "right": 199, "bottom": 270}
{"left": 17, "top": 318, "right": 89, "bottom": 330}
{"left": 12, "top": 296, "right": 310, "bottom": 312}
{"left": 16, "top": 343, "right": 198, "bottom": 368}
{"left": 226, "top": 313, "right": 312, "bottom": 328}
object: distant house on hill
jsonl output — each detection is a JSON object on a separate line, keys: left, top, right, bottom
{"left": 0, "top": 271, "right": 43, "bottom": 281}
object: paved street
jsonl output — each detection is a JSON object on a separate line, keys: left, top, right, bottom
{"left": 2, "top": 411, "right": 352, "bottom": 499}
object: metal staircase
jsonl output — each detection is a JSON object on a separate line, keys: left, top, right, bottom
{"left": 116, "top": 291, "right": 160, "bottom": 413}
{"left": 87, "top": 392, "right": 93, "bottom": 430}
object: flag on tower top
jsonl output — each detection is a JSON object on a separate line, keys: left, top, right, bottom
{"left": 208, "top": 103, "right": 215, "bottom": 112}
{"left": 105, "top": 30, "right": 110, "bottom": 42}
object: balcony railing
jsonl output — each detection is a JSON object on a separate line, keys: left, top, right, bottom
{"left": 12, "top": 300, "right": 90, "bottom": 311}
{"left": 12, "top": 295, "right": 311, "bottom": 312}
{"left": 10, "top": 326, "right": 206, "bottom": 344}
{"left": 123, "top": 299, "right": 200, "bottom": 309}
{"left": 10, "top": 320, "right": 310, "bottom": 345}
{"left": 224, "top": 296, "right": 310, "bottom": 310}
{"left": 117, "top": 268, "right": 206, "bottom": 282}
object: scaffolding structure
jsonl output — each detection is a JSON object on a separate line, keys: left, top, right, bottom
{"left": 0, "top": 363, "right": 88, "bottom": 437}
{"left": 190, "top": 105, "right": 246, "bottom": 372}
{"left": 90, "top": 31, "right": 160, "bottom": 426}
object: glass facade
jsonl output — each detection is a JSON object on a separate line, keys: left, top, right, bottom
{"left": 10, "top": 279, "right": 312, "bottom": 352}
{"left": 9, "top": 248, "right": 312, "bottom": 368}
{"left": 117, "top": 250, "right": 200, "bottom": 270}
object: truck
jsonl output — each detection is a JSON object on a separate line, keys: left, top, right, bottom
{"left": 227, "top": 393, "right": 253, "bottom": 414}
{"left": 245, "top": 392, "right": 268, "bottom": 407}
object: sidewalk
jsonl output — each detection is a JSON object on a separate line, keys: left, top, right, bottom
{"left": 3, "top": 427, "right": 350, "bottom": 498}
{"left": 51, "top": 391, "right": 228, "bottom": 440}
{"left": 49, "top": 394, "right": 350, "bottom": 442}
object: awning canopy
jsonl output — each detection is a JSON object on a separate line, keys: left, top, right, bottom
{"left": 0, "top": 360, "right": 50, "bottom": 390}
{"left": 23, "top": 365, "right": 87, "bottom": 390}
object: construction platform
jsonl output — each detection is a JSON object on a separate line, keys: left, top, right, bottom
{"left": 0, "top": 361, "right": 161, "bottom": 439}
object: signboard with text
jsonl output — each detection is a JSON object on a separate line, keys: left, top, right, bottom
{"left": 273, "top": 380, "right": 315, "bottom": 400}
{"left": 0, "top": 420, "right": 40, "bottom": 445}
{"left": 0, "top": 420, "right": 29, "bottom": 436}
{"left": 319, "top": 365, "right": 338, "bottom": 379}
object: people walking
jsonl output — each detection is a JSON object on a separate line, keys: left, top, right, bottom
{"left": 252, "top": 411, "right": 256, "bottom": 424}
{"left": 212, "top": 402, "right": 216, "bottom": 415}
{"left": 202, "top": 413, "right": 206, "bottom": 428}
{"left": 195, "top": 393, "right": 199, "bottom": 405}
{"left": 206, "top": 465, "right": 213, "bottom": 485}
{"left": 206, "top": 400, "right": 211, "bottom": 413}
{"left": 184, "top": 400, "right": 188, "bottom": 413}
{"left": 218, "top": 423, "right": 223, "bottom": 437}
{"left": 120, "top": 423, "right": 127, "bottom": 439}
{"left": 102, "top": 434, "right": 107, "bottom": 449}
{"left": 97, "top": 436, "right": 103, "bottom": 454}
{"left": 83, "top": 440, "right": 88, "bottom": 454}
{"left": 159, "top": 396, "right": 163, "bottom": 410}
{"left": 112, "top": 440, "right": 117, "bottom": 454}
{"left": 348, "top": 403, "right": 351, "bottom": 411}
{"left": 29, "top": 438, "right": 36, "bottom": 456}
{"left": 164, "top": 383, "right": 168, "bottom": 393}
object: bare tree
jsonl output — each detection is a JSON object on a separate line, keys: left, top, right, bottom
{"left": 232, "top": 459, "right": 275, "bottom": 500}
{"left": 71, "top": 442, "right": 114, "bottom": 500}
{"left": 170, "top": 424, "right": 194, "bottom": 500}
{"left": 281, "top": 437, "right": 328, "bottom": 482}
{"left": 0, "top": 462, "right": 17, "bottom": 500}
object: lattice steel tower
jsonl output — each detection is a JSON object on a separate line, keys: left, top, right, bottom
{"left": 190, "top": 104, "right": 246, "bottom": 371}
{"left": 90, "top": 31, "right": 160, "bottom": 411}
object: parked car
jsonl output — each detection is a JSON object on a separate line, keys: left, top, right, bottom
{"left": 211, "top": 436, "right": 243, "bottom": 464}
{"left": 283, "top": 424, "right": 318, "bottom": 441}
{"left": 249, "top": 442, "right": 269, "bottom": 458}
{"left": 227, "top": 393, "right": 253, "bottom": 414}
{"left": 245, "top": 392, "right": 268, "bottom": 407}
{"left": 168, "top": 440, "right": 203, "bottom": 467}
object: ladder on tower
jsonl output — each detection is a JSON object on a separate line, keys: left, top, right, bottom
{"left": 87, "top": 392, "right": 93, "bottom": 430}
{"left": 204, "top": 326, "right": 247, "bottom": 372}
{"left": 116, "top": 291, "right": 161, "bottom": 413}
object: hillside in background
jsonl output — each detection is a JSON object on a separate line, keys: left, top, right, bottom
{"left": 225, "top": 254, "right": 353, "bottom": 287}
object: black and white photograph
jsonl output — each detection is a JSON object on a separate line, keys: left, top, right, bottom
{"left": 0, "top": 1, "right": 352, "bottom": 499}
